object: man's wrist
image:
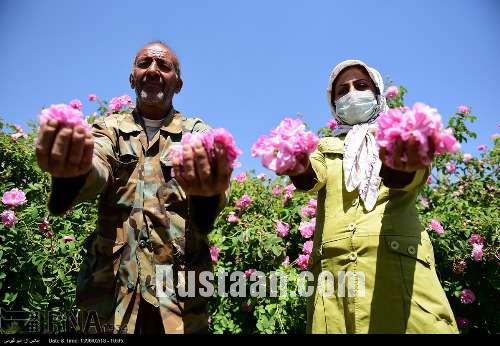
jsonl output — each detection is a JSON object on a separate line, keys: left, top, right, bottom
{"left": 49, "top": 171, "right": 91, "bottom": 215}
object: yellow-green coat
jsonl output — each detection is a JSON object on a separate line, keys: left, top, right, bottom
{"left": 306, "top": 136, "right": 458, "bottom": 334}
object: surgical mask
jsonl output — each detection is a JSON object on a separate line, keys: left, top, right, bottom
{"left": 335, "top": 90, "right": 379, "bottom": 125}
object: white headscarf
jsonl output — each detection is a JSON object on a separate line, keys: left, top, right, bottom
{"left": 326, "top": 59, "right": 388, "bottom": 211}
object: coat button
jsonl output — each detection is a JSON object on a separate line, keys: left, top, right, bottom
{"left": 127, "top": 281, "right": 135, "bottom": 290}
{"left": 139, "top": 240, "right": 147, "bottom": 248}
{"left": 348, "top": 252, "right": 358, "bottom": 261}
{"left": 407, "top": 245, "right": 416, "bottom": 255}
{"left": 390, "top": 241, "right": 400, "bottom": 250}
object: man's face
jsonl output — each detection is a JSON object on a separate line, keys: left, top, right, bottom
{"left": 130, "top": 43, "right": 182, "bottom": 110}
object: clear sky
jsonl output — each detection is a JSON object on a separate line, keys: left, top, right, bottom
{"left": 1, "top": 0, "right": 499, "bottom": 175}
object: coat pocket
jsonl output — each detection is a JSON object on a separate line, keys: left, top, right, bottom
{"left": 109, "top": 154, "right": 138, "bottom": 207}
{"left": 382, "top": 234, "right": 456, "bottom": 330}
{"left": 78, "top": 233, "right": 127, "bottom": 291}
{"left": 111, "top": 154, "right": 138, "bottom": 185}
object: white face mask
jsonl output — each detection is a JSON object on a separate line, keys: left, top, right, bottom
{"left": 335, "top": 90, "right": 379, "bottom": 125}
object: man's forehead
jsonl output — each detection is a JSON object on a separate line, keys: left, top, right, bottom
{"left": 136, "top": 44, "right": 174, "bottom": 60}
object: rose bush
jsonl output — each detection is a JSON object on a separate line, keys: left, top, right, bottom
{"left": 0, "top": 89, "right": 498, "bottom": 334}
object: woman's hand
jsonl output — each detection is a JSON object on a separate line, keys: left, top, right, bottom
{"left": 276, "top": 154, "right": 310, "bottom": 177}
{"left": 379, "top": 136, "right": 434, "bottom": 173}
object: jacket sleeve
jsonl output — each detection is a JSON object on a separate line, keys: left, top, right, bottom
{"left": 183, "top": 117, "right": 228, "bottom": 234}
{"left": 399, "top": 165, "right": 431, "bottom": 192}
{"left": 380, "top": 165, "right": 431, "bottom": 192}
{"left": 305, "top": 145, "right": 328, "bottom": 194}
{"left": 48, "top": 118, "right": 116, "bottom": 215}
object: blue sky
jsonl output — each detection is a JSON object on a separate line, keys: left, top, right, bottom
{"left": 1, "top": 0, "right": 499, "bottom": 175}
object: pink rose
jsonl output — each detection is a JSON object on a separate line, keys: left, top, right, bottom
{"left": 327, "top": 119, "right": 338, "bottom": 130}
{"left": 463, "top": 153, "right": 473, "bottom": 163}
{"left": 384, "top": 85, "right": 399, "bottom": 99}
{"left": 430, "top": 219, "right": 444, "bottom": 235}
{"left": 276, "top": 221, "right": 289, "bottom": 238}
{"left": 426, "top": 176, "right": 433, "bottom": 185}
{"left": 39, "top": 103, "right": 91, "bottom": 133}
{"left": 302, "top": 240, "right": 314, "bottom": 255}
{"left": 210, "top": 246, "right": 220, "bottom": 263}
{"left": 69, "top": 99, "right": 83, "bottom": 110}
{"left": 272, "top": 185, "right": 282, "bottom": 196}
{"left": 236, "top": 195, "right": 252, "bottom": 210}
{"left": 301, "top": 199, "right": 317, "bottom": 218}
{"left": 419, "top": 196, "right": 429, "bottom": 209}
{"left": 235, "top": 172, "right": 247, "bottom": 183}
{"left": 297, "top": 254, "right": 310, "bottom": 270}
{"left": 109, "top": 95, "right": 133, "bottom": 113}
{"left": 251, "top": 118, "right": 319, "bottom": 174}
{"left": 2, "top": 188, "right": 27, "bottom": 207}
{"left": 168, "top": 128, "right": 241, "bottom": 169}
{"left": 244, "top": 268, "right": 257, "bottom": 278}
{"left": 457, "top": 105, "right": 470, "bottom": 114}
{"left": 468, "top": 234, "right": 483, "bottom": 245}
{"left": 376, "top": 103, "right": 460, "bottom": 169}
{"left": 227, "top": 212, "right": 240, "bottom": 224}
{"left": 283, "top": 184, "right": 296, "bottom": 203}
{"left": 445, "top": 162, "right": 456, "bottom": 173}
{"left": 299, "top": 218, "right": 316, "bottom": 238}
{"left": 1, "top": 210, "right": 17, "bottom": 228}
{"left": 471, "top": 243, "right": 483, "bottom": 262}
{"left": 88, "top": 94, "right": 97, "bottom": 101}
{"left": 460, "top": 289, "right": 476, "bottom": 304}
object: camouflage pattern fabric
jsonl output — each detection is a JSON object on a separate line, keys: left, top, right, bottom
{"left": 49, "top": 109, "right": 225, "bottom": 334}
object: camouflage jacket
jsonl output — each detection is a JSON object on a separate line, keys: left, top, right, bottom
{"left": 49, "top": 109, "right": 225, "bottom": 334}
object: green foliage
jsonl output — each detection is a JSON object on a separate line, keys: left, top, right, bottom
{"left": 385, "top": 85, "right": 407, "bottom": 109}
{"left": 419, "top": 115, "right": 499, "bottom": 333}
{"left": 208, "top": 174, "right": 310, "bottom": 334}
{"left": 0, "top": 118, "right": 97, "bottom": 333}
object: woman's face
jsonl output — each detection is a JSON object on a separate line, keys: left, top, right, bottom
{"left": 332, "top": 65, "right": 378, "bottom": 104}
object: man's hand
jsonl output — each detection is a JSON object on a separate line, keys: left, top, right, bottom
{"left": 379, "top": 136, "right": 434, "bottom": 173}
{"left": 172, "top": 141, "right": 232, "bottom": 197}
{"left": 36, "top": 120, "right": 94, "bottom": 178}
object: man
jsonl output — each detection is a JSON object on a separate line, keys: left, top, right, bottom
{"left": 35, "top": 41, "right": 231, "bottom": 334}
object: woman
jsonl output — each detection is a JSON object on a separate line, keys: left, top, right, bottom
{"left": 285, "top": 60, "right": 458, "bottom": 333}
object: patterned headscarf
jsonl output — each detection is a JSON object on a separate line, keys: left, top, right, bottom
{"left": 326, "top": 59, "right": 388, "bottom": 211}
{"left": 326, "top": 59, "right": 388, "bottom": 135}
